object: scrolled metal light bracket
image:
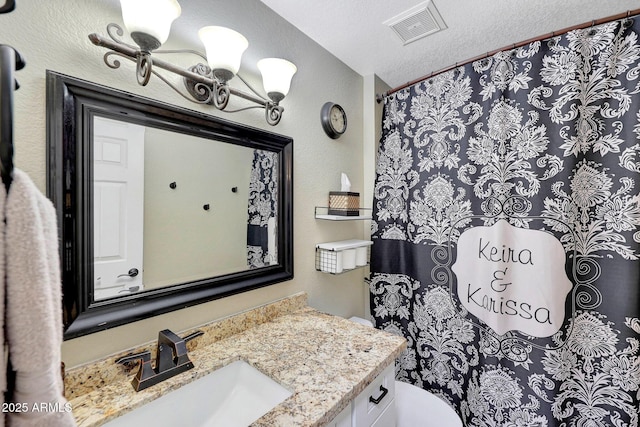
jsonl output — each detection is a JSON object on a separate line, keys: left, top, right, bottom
{"left": 88, "top": 24, "right": 285, "bottom": 126}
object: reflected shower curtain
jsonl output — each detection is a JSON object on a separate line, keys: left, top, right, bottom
{"left": 247, "top": 149, "right": 278, "bottom": 268}
{"left": 370, "top": 16, "right": 640, "bottom": 426}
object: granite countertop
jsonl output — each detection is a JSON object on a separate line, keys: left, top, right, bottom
{"left": 66, "top": 294, "right": 406, "bottom": 427}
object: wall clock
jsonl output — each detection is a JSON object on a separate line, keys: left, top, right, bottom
{"left": 320, "top": 102, "right": 347, "bottom": 139}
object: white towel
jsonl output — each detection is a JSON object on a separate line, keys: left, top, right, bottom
{"left": 0, "top": 175, "right": 6, "bottom": 425}
{"left": 4, "top": 169, "right": 76, "bottom": 426}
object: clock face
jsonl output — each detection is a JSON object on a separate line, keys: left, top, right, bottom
{"left": 330, "top": 105, "right": 346, "bottom": 133}
{"left": 321, "top": 102, "right": 347, "bottom": 139}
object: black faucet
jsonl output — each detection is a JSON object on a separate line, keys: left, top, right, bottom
{"left": 116, "top": 329, "right": 204, "bottom": 392}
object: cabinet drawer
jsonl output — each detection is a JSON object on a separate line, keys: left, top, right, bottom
{"left": 352, "top": 364, "right": 395, "bottom": 426}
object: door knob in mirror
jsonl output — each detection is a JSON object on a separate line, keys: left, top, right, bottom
{"left": 118, "top": 268, "right": 139, "bottom": 278}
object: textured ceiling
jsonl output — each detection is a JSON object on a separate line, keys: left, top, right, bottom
{"left": 259, "top": 0, "right": 640, "bottom": 89}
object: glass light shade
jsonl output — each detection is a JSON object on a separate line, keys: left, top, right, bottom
{"left": 120, "top": 0, "right": 181, "bottom": 48}
{"left": 257, "top": 58, "right": 297, "bottom": 102}
{"left": 198, "top": 26, "right": 248, "bottom": 79}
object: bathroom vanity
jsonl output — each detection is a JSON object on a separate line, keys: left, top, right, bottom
{"left": 64, "top": 293, "right": 406, "bottom": 426}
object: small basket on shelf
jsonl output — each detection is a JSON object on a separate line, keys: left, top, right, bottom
{"left": 328, "top": 191, "right": 360, "bottom": 216}
{"left": 315, "top": 239, "right": 373, "bottom": 274}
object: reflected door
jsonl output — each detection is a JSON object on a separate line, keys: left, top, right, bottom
{"left": 93, "top": 116, "right": 145, "bottom": 300}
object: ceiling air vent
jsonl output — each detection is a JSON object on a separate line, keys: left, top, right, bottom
{"left": 384, "top": 1, "right": 447, "bottom": 45}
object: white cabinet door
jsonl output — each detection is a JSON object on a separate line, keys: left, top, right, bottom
{"left": 327, "top": 404, "right": 352, "bottom": 427}
{"left": 371, "top": 399, "right": 396, "bottom": 427}
{"left": 352, "top": 364, "right": 396, "bottom": 427}
{"left": 328, "top": 364, "right": 397, "bottom": 427}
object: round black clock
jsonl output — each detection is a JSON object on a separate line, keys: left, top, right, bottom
{"left": 320, "top": 102, "right": 347, "bottom": 139}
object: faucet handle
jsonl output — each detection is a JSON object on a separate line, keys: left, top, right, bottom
{"left": 182, "top": 330, "right": 204, "bottom": 344}
{"left": 116, "top": 350, "right": 152, "bottom": 368}
{"left": 178, "top": 330, "right": 204, "bottom": 363}
{"left": 116, "top": 350, "right": 155, "bottom": 391}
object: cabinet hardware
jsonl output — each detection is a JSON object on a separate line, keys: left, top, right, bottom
{"left": 369, "top": 385, "right": 388, "bottom": 405}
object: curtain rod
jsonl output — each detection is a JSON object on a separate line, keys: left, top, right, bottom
{"left": 376, "top": 7, "right": 640, "bottom": 103}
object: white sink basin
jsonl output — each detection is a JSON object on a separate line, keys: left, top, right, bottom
{"left": 104, "top": 360, "right": 292, "bottom": 427}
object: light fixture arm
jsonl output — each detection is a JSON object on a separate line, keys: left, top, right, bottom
{"left": 88, "top": 24, "right": 285, "bottom": 125}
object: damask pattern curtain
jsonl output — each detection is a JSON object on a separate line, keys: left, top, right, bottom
{"left": 247, "top": 149, "right": 278, "bottom": 268}
{"left": 371, "top": 17, "right": 640, "bottom": 427}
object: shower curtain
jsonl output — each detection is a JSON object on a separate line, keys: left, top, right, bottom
{"left": 247, "top": 149, "right": 278, "bottom": 268}
{"left": 371, "top": 16, "right": 640, "bottom": 427}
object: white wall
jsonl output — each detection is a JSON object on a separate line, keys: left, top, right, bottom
{"left": 143, "top": 128, "right": 253, "bottom": 288}
{"left": 0, "top": 0, "right": 369, "bottom": 367}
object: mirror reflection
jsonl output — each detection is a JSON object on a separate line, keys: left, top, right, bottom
{"left": 47, "top": 71, "right": 293, "bottom": 339}
{"left": 92, "top": 116, "right": 279, "bottom": 300}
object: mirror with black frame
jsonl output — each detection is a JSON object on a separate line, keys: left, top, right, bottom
{"left": 46, "top": 71, "right": 294, "bottom": 340}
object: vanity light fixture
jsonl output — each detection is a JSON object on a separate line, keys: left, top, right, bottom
{"left": 88, "top": 0, "right": 297, "bottom": 126}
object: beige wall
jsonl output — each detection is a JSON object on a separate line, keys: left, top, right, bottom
{"left": 0, "top": 0, "right": 371, "bottom": 367}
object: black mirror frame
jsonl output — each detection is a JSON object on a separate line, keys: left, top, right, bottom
{"left": 46, "top": 71, "right": 294, "bottom": 340}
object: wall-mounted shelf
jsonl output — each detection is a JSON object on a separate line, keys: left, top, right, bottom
{"left": 314, "top": 206, "right": 372, "bottom": 221}
{"left": 315, "top": 239, "right": 373, "bottom": 274}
